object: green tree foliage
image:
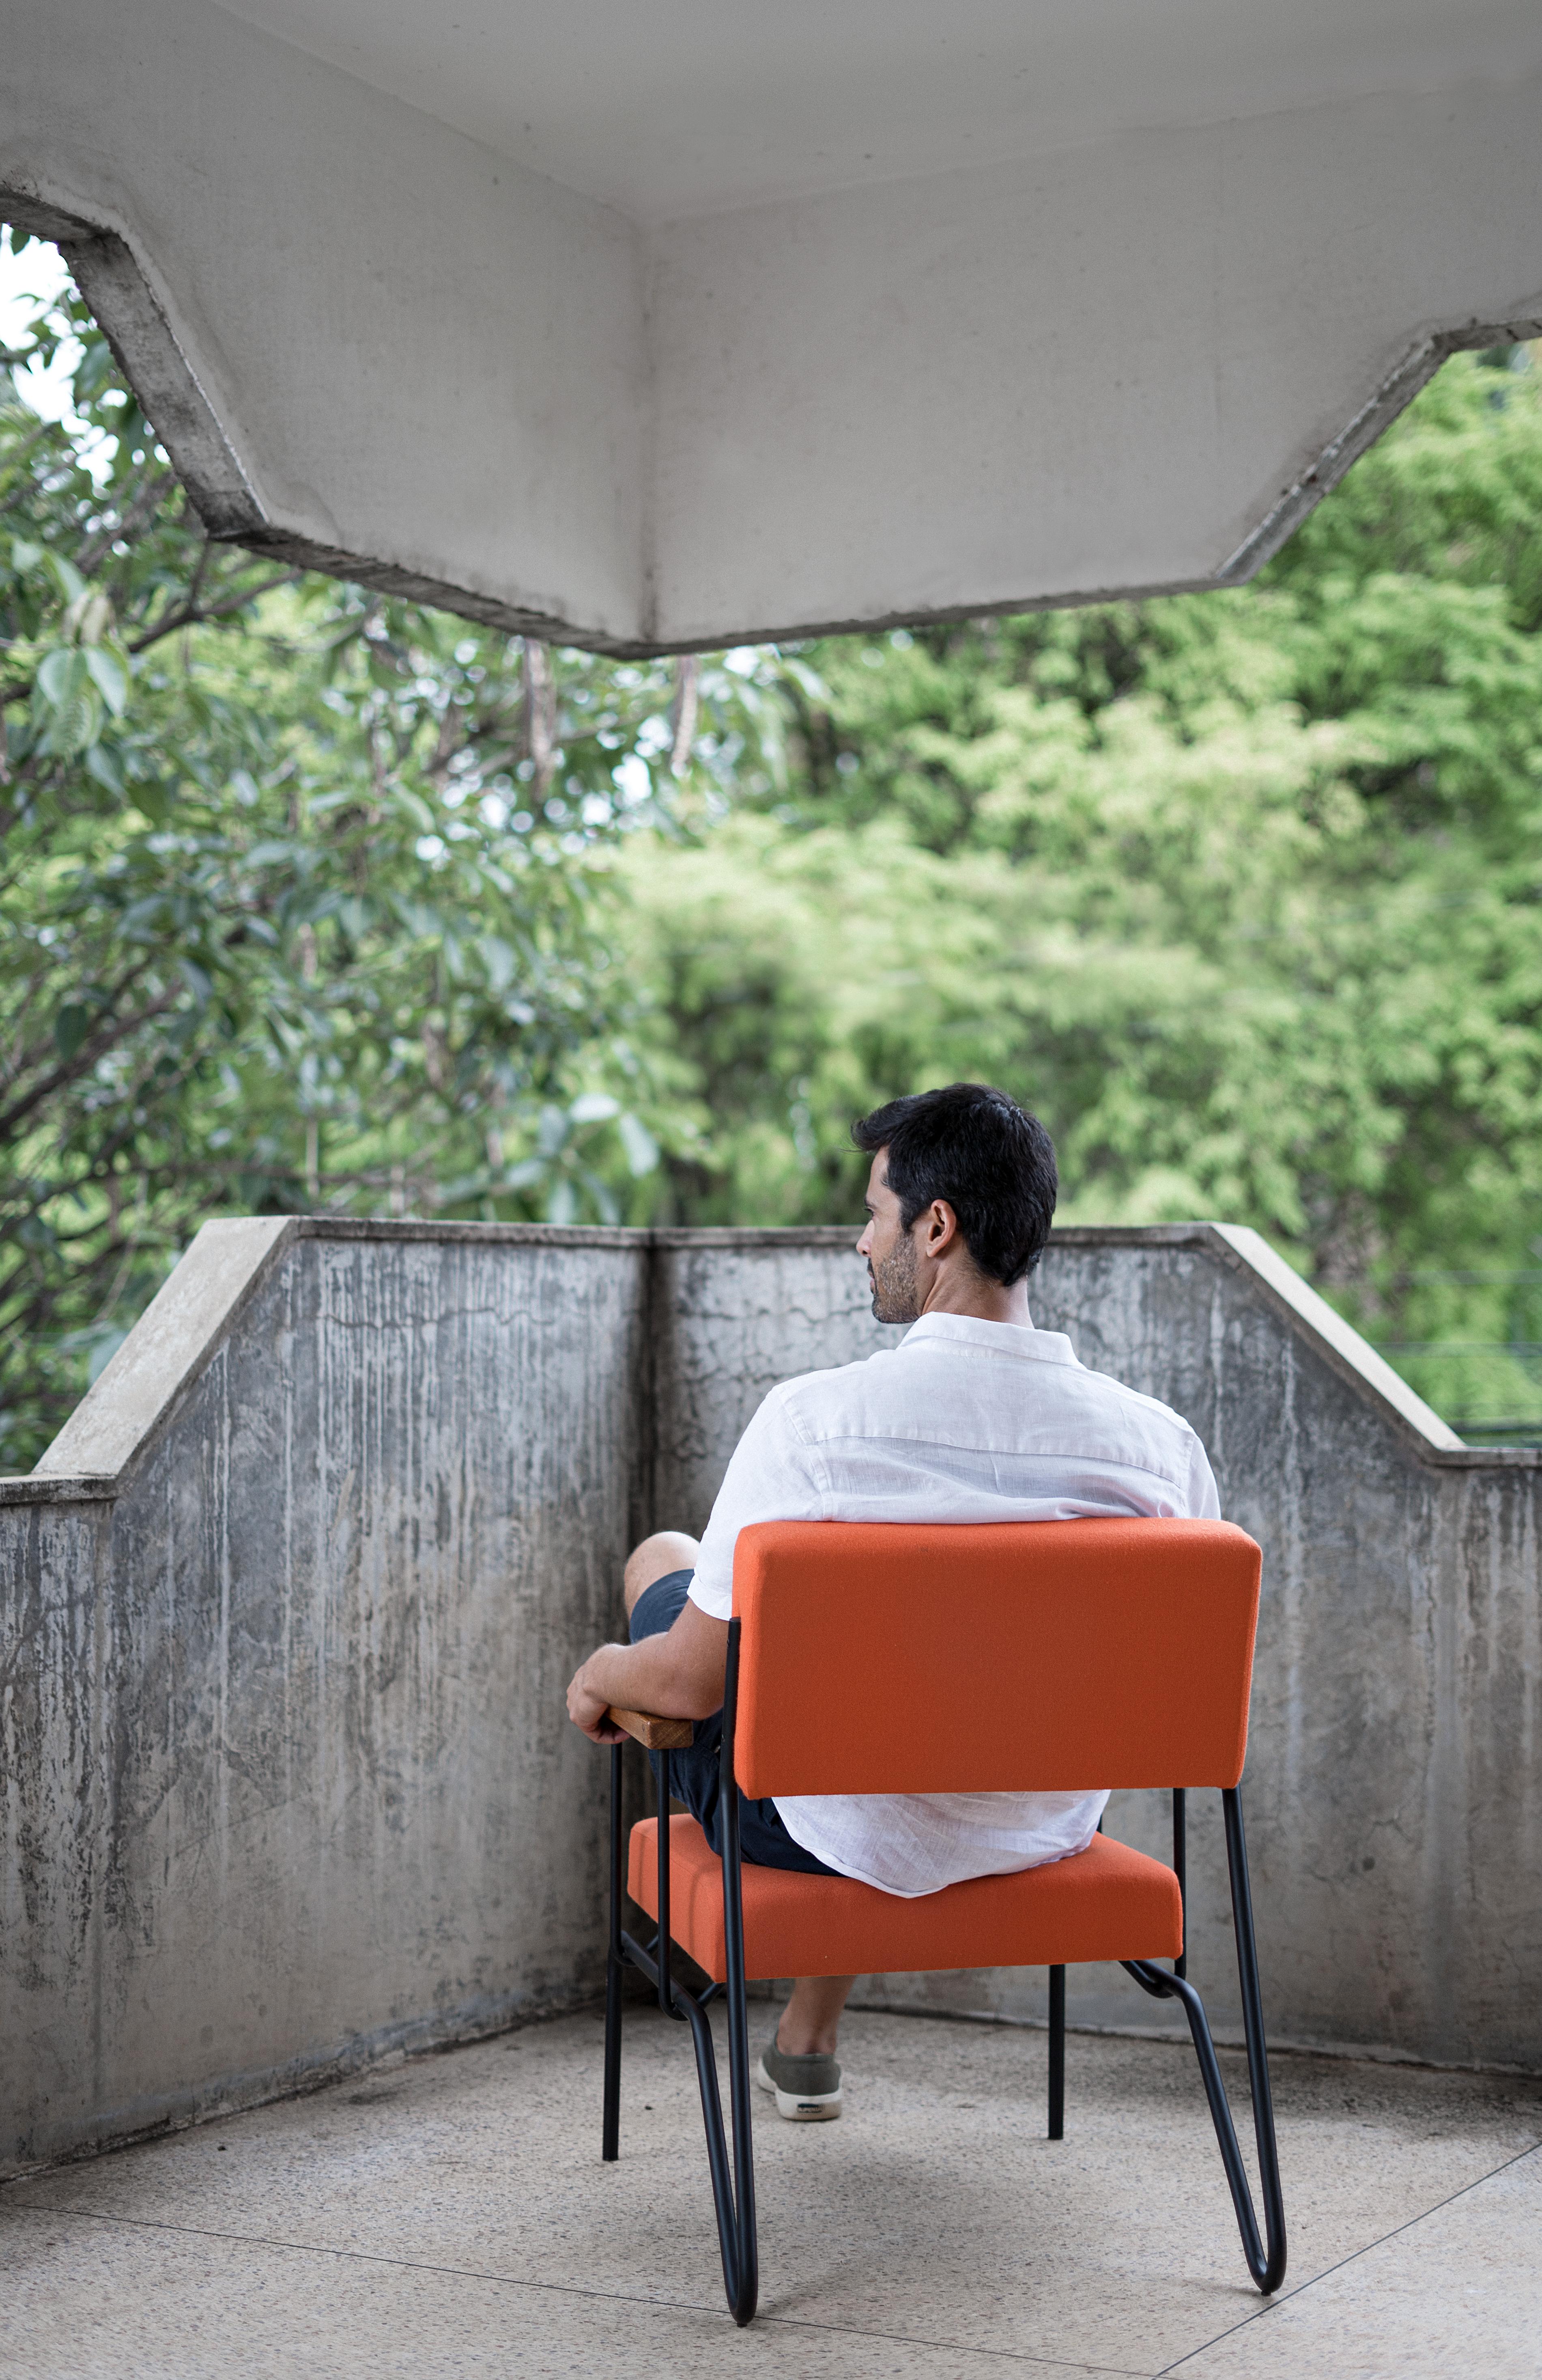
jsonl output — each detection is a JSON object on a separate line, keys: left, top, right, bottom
{"left": 613, "top": 352, "right": 1542, "bottom": 1428}
{"left": 0, "top": 243, "right": 771, "bottom": 1465}
{"left": 6, "top": 222, "right": 1542, "bottom": 1460}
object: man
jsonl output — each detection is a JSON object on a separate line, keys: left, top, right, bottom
{"left": 566, "top": 1083, "right": 1219, "bottom": 2122}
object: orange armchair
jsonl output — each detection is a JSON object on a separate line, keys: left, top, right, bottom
{"left": 601, "top": 1516, "right": 1286, "bottom": 2326}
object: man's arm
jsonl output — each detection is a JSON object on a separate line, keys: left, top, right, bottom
{"left": 566, "top": 1386, "right": 822, "bottom": 1745}
{"left": 566, "top": 1598, "right": 729, "bottom": 1745}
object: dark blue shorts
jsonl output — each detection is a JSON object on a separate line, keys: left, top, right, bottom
{"left": 630, "top": 1571, "right": 835, "bottom": 1876}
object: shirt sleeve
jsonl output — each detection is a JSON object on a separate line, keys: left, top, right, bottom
{"left": 686, "top": 1390, "right": 826, "bottom": 1621}
{"left": 1187, "top": 1432, "right": 1222, "bottom": 1519}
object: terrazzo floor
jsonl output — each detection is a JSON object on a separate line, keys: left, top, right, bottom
{"left": 3, "top": 2005, "right": 1538, "bottom": 2378}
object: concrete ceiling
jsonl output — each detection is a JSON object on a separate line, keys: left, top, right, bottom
{"left": 6, "top": 2, "right": 1542, "bottom": 650}
{"left": 217, "top": 0, "right": 1542, "bottom": 220}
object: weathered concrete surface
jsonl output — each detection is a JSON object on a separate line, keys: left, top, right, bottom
{"left": 4, "top": 5, "right": 1542, "bottom": 647}
{"left": 647, "top": 1227, "right": 903, "bottom": 1532}
{"left": 2, "top": 1217, "right": 1539, "bottom": 2178}
{"left": 1, "top": 1223, "right": 648, "bottom": 2173}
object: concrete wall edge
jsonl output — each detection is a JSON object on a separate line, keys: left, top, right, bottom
{"left": 1217, "top": 315, "right": 1542, "bottom": 583}
{"left": 27, "top": 1214, "right": 299, "bottom": 1484}
{"left": 0, "top": 165, "right": 639, "bottom": 649}
{"left": 0, "top": 183, "right": 269, "bottom": 542}
{"left": 0, "top": 1476, "right": 118, "bottom": 1508}
{"left": 6, "top": 1216, "right": 1535, "bottom": 1514}
{"left": 1200, "top": 1222, "right": 1472, "bottom": 1458}
{"left": 3, "top": 1976, "right": 600, "bottom": 2182}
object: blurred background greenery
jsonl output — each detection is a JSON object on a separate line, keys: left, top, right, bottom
{"left": 3, "top": 232, "right": 1539, "bottom": 1465}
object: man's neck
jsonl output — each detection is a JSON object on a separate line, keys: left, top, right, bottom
{"left": 917, "top": 1270, "right": 1032, "bottom": 1327}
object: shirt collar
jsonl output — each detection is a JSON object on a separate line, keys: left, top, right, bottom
{"left": 899, "top": 1311, "right": 1082, "bottom": 1366}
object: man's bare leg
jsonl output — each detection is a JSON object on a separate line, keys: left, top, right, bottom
{"left": 623, "top": 1531, "right": 701, "bottom": 1619}
{"left": 624, "top": 1533, "right": 855, "bottom": 2062}
{"left": 777, "top": 1974, "right": 856, "bottom": 2056}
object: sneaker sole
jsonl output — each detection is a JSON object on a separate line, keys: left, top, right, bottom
{"left": 755, "top": 2054, "right": 843, "bottom": 2121}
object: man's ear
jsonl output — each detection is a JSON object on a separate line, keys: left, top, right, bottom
{"left": 926, "top": 1199, "right": 959, "bottom": 1253}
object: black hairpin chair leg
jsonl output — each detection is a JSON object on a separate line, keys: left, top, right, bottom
{"left": 602, "top": 1742, "right": 625, "bottom": 2162}
{"left": 1047, "top": 1966, "right": 1065, "bottom": 2139}
{"left": 601, "top": 1624, "right": 759, "bottom": 2326}
{"left": 1124, "top": 1787, "right": 1286, "bottom": 2294}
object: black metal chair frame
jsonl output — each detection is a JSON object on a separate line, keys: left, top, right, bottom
{"left": 602, "top": 1618, "right": 1286, "bottom": 2328}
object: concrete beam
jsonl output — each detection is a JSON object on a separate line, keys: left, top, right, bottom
{"left": 4, "top": 4, "right": 1542, "bottom": 649}
{"left": 3, "top": 0, "right": 646, "bottom": 646}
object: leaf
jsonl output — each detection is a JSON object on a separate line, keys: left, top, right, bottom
{"left": 130, "top": 777, "right": 172, "bottom": 824}
{"left": 570, "top": 1091, "right": 619, "bottom": 1124}
{"left": 618, "top": 1111, "right": 660, "bottom": 1177}
{"left": 120, "top": 894, "right": 170, "bottom": 938}
{"left": 478, "top": 935, "right": 517, "bottom": 993}
{"left": 42, "top": 549, "right": 88, "bottom": 605}
{"left": 43, "top": 681, "right": 103, "bottom": 752}
{"left": 65, "top": 588, "right": 113, "bottom": 647}
{"left": 36, "top": 656, "right": 103, "bottom": 758}
{"left": 73, "top": 333, "right": 117, "bottom": 405}
{"left": 37, "top": 648, "right": 82, "bottom": 708}
{"left": 536, "top": 1103, "right": 570, "bottom": 1157}
{"left": 580, "top": 1168, "right": 621, "bottom": 1224}
{"left": 501, "top": 1157, "right": 548, "bottom": 1190}
{"left": 85, "top": 742, "right": 125, "bottom": 795}
{"left": 84, "top": 644, "right": 129, "bottom": 716}
{"left": 391, "top": 786, "right": 436, "bottom": 834}
{"left": 53, "top": 1003, "right": 92, "bottom": 1062}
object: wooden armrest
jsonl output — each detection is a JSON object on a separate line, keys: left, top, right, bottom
{"left": 606, "top": 1706, "right": 694, "bottom": 1751}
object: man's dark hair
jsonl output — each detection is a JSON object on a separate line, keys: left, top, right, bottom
{"left": 852, "top": 1084, "right": 1058, "bottom": 1286}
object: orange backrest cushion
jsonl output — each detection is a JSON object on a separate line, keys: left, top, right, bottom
{"left": 731, "top": 1516, "right": 1260, "bottom": 1798}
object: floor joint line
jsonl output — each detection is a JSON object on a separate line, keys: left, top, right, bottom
{"left": 5, "top": 2200, "right": 1142, "bottom": 2374}
{"left": 1152, "top": 2137, "right": 1542, "bottom": 2375}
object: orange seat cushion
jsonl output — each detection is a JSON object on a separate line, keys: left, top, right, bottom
{"left": 629, "top": 1815, "right": 1182, "bottom": 1983}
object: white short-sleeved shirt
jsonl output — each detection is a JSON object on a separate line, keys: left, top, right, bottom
{"left": 688, "top": 1310, "right": 1221, "bottom": 1897}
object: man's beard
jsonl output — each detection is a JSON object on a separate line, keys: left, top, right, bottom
{"left": 868, "top": 1234, "right": 921, "bottom": 1325}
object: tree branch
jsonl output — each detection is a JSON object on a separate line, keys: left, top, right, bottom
{"left": 0, "top": 981, "right": 176, "bottom": 1145}
{"left": 75, "top": 465, "right": 173, "bottom": 577}
{"left": 0, "top": 415, "right": 66, "bottom": 508}
{"left": 0, "top": 951, "right": 162, "bottom": 1102}
{"left": 125, "top": 569, "right": 304, "bottom": 657}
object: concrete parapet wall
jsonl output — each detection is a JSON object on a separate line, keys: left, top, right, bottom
{"left": 2, "top": 1218, "right": 1539, "bottom": 2174}
{"left": 2, "top": 1220, "right": 649, "bottom": 2173}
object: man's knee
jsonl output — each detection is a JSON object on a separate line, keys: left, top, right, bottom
{"left": 623, "top": 1530, "right": 702, "bottom": 1615}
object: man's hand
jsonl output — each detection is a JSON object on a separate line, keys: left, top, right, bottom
{"left": 566, "top": 1652, "right": 630, "bottom": 1744}
{"left": 564, "top": 1598, "right": 729, "bottom": 1745}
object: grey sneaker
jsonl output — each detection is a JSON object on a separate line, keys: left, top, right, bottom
{"left": 756, "top": 2037, "right": 843, "bottom": 2121}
